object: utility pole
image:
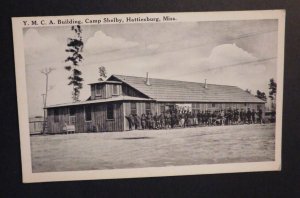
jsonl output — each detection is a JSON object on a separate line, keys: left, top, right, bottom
{"left": 41, "top": 67, "right": 55, "bottom": 134}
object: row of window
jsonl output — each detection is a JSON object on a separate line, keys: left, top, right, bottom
{"left": 130, "top": 103, "right": 152, "bottom": 115}
{"left": 84, "top": 104, "right": 115, "bottom": 121}
{"left": 53, "top": 103, "right": 260, "bottom": 123}
{"left": 53, "top": 104, "right": 115, "bottom": 123}
{"left": 95, "top": 84, "right": 119, "bottom": 96}
{"left": 54, "top": 102, "right": 149, "bottom": 123}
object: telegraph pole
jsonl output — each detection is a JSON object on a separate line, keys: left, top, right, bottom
{"left": 41, "top": 67, "right": 54, "bottom": 134}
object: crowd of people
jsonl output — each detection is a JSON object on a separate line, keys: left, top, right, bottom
{"left": 125, "top": 108, "right": 264, "bottom": 130}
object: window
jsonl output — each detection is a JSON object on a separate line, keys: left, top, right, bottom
{"left": 212, "top": 103, "right": 216, "bottom": 108}
{"left": 192, "top": 103, "right": 201, "bottom": 113}
{"left": 85, "top": 106, "right": 92, "bottom": 121}
{"left": 54, "top": 108, "right": 59, "bottom": 123}
{"left": 112, "top": 84, "right": 119, "bottom": 95}
{"left": 160, "top": 105, "right": 165, "bottom": 113}
{"left": 257, "top": 104, "right": 262, "bottom": 110}
{"left": 107, "top": 103, "right": 114, "bottom": 119}
{"left": 131, "top": 103, "right": 137, "bottom": 115}
{"left": 69, "top": 107, "right": 76, "bottom": 116}
{"left": 95, "top": 84, "right": 103, "bottom": 96}
{"left": 146, "top": 103, "right": 151, "bottom": 114}
{"left": 69, "top": 107, "right": 76, "bottom": 124}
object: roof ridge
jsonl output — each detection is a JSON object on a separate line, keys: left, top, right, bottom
{"left": 112, "top": 74, "right": 238, "bottom": 87}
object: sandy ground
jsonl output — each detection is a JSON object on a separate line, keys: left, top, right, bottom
{"left": 31, "top": 124, "right": 275, "bottom": 172}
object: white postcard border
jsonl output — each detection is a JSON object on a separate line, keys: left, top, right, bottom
{"left": 12, "top": 10, "right": 285, "bottom": 183}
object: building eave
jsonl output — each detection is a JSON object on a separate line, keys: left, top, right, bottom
{"left": 45, "top": 96, "right": 155, "bottom": 109}
{"left": 88, "top": 80, "right": 123, "bottom": 85}
{"left": 155, "top": 99, "right": 266, "bottom": 103}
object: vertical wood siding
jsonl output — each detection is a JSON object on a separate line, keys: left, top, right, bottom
{"left": 92, "top": 102, "right": 123, "bottom": 132}
{"left": 47, "top": 107, "right": 69, "bottom": 134}
{"left": 105, "top": 84, "right": 122, "bottom": 98}
{"left": 91, "top": 84, "right": 122, "bottom": 100}
{"left": 122, "top": 84, "right": 147, "bottom": 98}
{"left": 91, "top": 84, "right": 106, "bottom": 100}
{"left": 47, "top": 102, "right": 265, "bottom": 133}
{"left": 76, "top": 106, "right": 85, "bottom": 133}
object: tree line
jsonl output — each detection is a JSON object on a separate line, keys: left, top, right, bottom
{"left": 248, "top": 78, "right": 277, "bottom": 112}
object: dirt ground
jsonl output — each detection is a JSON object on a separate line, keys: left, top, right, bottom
{"left": 31, "top": 124, "right": 275, "bottom": 172}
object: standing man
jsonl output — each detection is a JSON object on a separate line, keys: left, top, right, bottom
{"left": 125, "top": 114, "right": 135, "bottom": 130}
{"left": 146, "top": 112, "right": 152, "bottom": 129}
{"left": 153, "top": 113, "right": 159, "bottom": 129}
{"left": 246, "top": 108, "right": 252, "bottom": 124}
{"left": 141, "top": 114, "right": 146, "bottom": 129}
{"left": 234, "top": 109, "right": 240, "bottom": 124}
{"left": 220, "top": 110, "right": 225, "bottom": 125}
{"left": 258, "top": 108, "right": 263, "bottom": 124}
{"left": 134, "top": 114, "right": 140, "bottom": 130}
{"left": 228, "top": 109, "right": 232, "bottom": 125}
{"left": 165, "top": 111, "right": 171, "bottom": 129}
{"left": 171, "top": 112, "right": 176, "bottom": 128}
{"left": 251, "top": 109, "right": 256, "bottom": 124}
{"left": 160, "top": 112, "right": 165, "bottom": 129}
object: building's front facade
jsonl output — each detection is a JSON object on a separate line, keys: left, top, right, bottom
{"left": 46, "top": 74, "right": 266, "bottom": 133}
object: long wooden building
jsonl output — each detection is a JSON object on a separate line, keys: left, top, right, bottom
{"left": 45, "top": 74, "right": 266, "bottom": 133}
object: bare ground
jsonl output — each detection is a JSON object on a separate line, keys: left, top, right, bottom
{"left": 31, "top": 124, "right": 275, "bottom": 172}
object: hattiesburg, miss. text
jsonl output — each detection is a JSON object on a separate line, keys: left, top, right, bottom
{"left": 22, "top": 16, "right": 177, "bottom": 26}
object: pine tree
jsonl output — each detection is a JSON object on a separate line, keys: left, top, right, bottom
{"left": 268, "top": 78, "right": 277, "bottom": 100}
{"left": 98, "top": 66, "right": 107, "bottom": 81}
{"left": 65, "top": 25, "right": 84, "bottom": 102}
{"left": 255, "top": 90, "right": 267, "bottom": 101}
{"left": 268, "top": 78, "right": 277, "bottom": 111}
{"left": 245, "top": 89, "right": 251, "bottom": 94}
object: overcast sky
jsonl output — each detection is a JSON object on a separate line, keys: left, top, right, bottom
{"left": 23, "top": 19, "right": 278, "bottom": 117}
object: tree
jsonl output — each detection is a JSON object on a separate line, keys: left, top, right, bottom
{"left": 268, "top": 78, "right": 277, "bottom": 100}
{"left": 255, "top": 90, "right": 267, "bottom": 101}
{"left": 245, "top": 89, "right": 251, "bottom": 94}
{"left": 65, "top": 25, "right": 84, "bottom": 102}
{"left": 40, "top": 67, "right": 55, "bottom": 134}
{"left": 98, "top": 66, "right": 107, "bottom": 81}
{"left": 268, "top": 78, "right": 277, "bottom": 111}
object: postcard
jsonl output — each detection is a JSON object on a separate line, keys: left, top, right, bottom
{"left": 12, "top": 10, "right": 285, "bottom": 183}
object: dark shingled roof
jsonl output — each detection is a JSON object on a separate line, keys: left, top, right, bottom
{"left": 110, "top": 74, "right": 265, "bottom": 103}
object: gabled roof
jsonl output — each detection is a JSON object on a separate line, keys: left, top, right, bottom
{"left": 109, "top": 74, "right": 265, "bottom": 103}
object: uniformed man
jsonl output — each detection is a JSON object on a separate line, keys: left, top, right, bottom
{"left": 246, "top": 108, "right": 252, "bottom": 124}
{"left": 171, "top": 112, "right": 176, "bottom": 128}
{"left": 141, "top": 114, "right": 146, "bottom": 129}
{"left": 165, "top": 111, "right": 171, "bottom": 129}
{"left": 251, "top": 109, "right": 256, "bottom": 124}
{"left": 133, "top": 114, "right": 140, "bottom": 130}
{"left": 153, "top": 113, "right": 159, "bottom": 129}
{"left": 146, "top": 112, "right": 152, "bottom": 129}
{"left": 160, "top": 112, "right": 166, "bottom": 129}
{"left": 258, "top": 108, "right": 263, "bottom": 124}
{"left": 125, "top": 114, "right": 135, "bottom": 130}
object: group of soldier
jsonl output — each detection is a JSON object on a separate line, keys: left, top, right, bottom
{"left": 125, "top": 108, "right": 264, "bottom": 130}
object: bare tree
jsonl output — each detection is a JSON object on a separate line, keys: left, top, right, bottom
{"left": 40, "top": 67, "right": 55, "bottom": 134}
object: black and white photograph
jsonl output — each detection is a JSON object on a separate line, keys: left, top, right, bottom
{"left": 12, "top": 10, "right": 285, "bottom": 183}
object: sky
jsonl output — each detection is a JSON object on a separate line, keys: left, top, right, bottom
{"left": 23, "top": 19, "right": 278, "bottom": 117}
